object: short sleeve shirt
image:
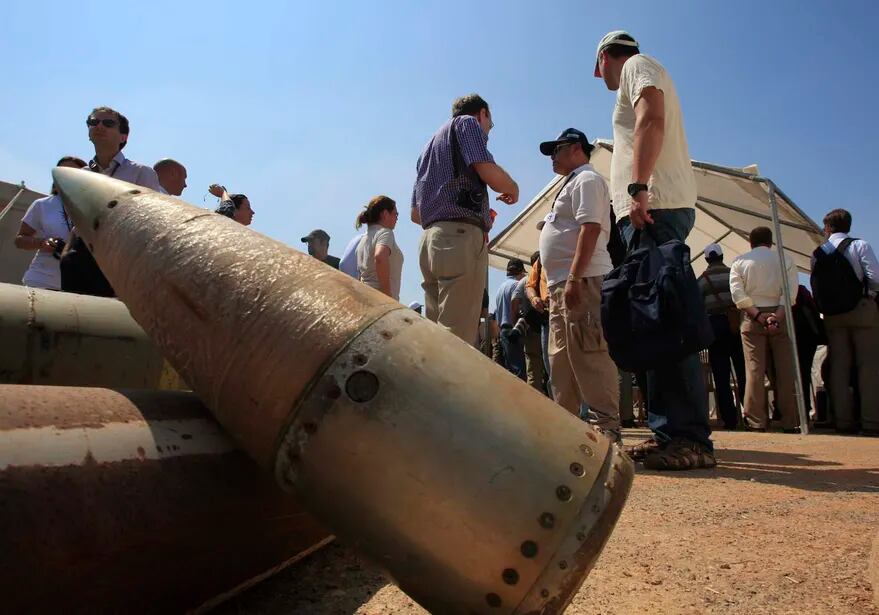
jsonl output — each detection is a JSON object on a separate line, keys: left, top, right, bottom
{"left": 339, "top": 233, "right": 365, "bottom": 279}
{"left": 21, "top": 194, "right": 72, "bottom": 290}
{"left": 494, "top": 276, "right": 521, "bottom": 327}
{"left": 538, "top": 164, "right": 613, "bottom": 287}
{"left": 610, "top": 55, "right": 697, "bottom": 220}
{"left": 411, "top": 116, "right": 495, "bottom": 229}
{"left": 357, "top": 225, "right": 404, "bottom": 300}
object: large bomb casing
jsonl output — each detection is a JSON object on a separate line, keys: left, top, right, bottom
{"left": 0, "top": 282, "right": 185, "bottom": 389}
{"left": 0, "top": 385, "right": 331, "bottom": 613}
{"left": 55, "top": 168, "right": 634, "bottom": 614}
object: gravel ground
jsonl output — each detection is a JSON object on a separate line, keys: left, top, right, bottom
{"left": 214, "top": 429, "right": 879, "bottom": 614}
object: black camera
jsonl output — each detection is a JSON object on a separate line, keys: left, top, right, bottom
{"left": 506, "top": 317, "right": 530, "bottom": 341}
{"left": 456, "top": 188, "right": 486, "bottom": 214}
{"left": 50, "top": 237, "right": 66, "bottom": 260}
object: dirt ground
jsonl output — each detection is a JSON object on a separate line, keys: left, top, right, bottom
{"left": 215, "top": 429, "right": 879, "bottom": 614}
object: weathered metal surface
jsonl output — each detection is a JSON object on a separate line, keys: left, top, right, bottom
{"left": 0, "top": 282, "right": 186, "bottom": 389}
{"left": 53, "top": 168, "right": 634, "bottom": 614}
{"left": 0, "top": 385, "right": 331, "bottom": 613}
{"left": 277, "top": 309, "right": 633, "bottom": 614}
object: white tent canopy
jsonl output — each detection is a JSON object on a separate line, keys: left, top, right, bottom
{"left": 488, "top": 140, "right": 824, "bottom": 276}
{"left": 0, "top": 180, "right": 46, "bottom": 285}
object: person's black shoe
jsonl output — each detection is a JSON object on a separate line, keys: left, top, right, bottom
{"left": 621, "top": 419, "right": 636, "bottom": 429}
{"left": 861, "top": 428, "right": 879, "bottom": 437}
{"left": 782, "top": 427, "right": 801, "bottom": 434}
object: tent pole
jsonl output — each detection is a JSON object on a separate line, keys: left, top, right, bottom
{"left": 689, "top": 229, "right": 733, "bottom": 264}
{"left": 0, "top": 183, "right": 26, "bottom": 223}
{"left": 765, "top": 180, "right": 810, "bottom": 434}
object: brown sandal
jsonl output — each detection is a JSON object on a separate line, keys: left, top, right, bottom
{"left": 643, "top": 439, "right": 717, "bottom": 471}
{"left": 623, "top": 437, "right": 660, "bottom": 462}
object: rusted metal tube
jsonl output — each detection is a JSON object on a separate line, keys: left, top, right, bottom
{"left": 0, "top": 282, "right": 185, "bottom": 389}
{"left": 54, "top": 168, "right": 634, "bottom": 614}
{"left": 0, "top": 384, "right": 331, "bottom": 613}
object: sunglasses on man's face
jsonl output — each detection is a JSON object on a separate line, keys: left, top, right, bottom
{"left": 552, "top": 142, "right": 575, "bottom": 156}
{"left": 87, "top": 118, "right": 118, "bottom": 128}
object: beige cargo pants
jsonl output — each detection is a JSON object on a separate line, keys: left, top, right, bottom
{"left": 547, "top": 277, "right": 620, "bottom": 433}
{"left": 419, "top": 222, "right": 487, "bottom": 345}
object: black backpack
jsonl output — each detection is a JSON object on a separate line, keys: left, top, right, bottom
{"left": 600, "top": 230, "right": 713, "bottom": 372}
{"left": 810, "top": 238, "right": 866, "bottom": 315}
{"left": 607, "top": 209, "right": 626, "bottom": 268}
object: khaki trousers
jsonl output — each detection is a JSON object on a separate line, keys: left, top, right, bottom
{"left": 548, "top": 277, "right": 620, "bottom": 432}
{"left": 419, "top": 222, "right": 487, "bottom": 345}
{"left": 524, "top": 326, "right": 545, "bottom": 391}
{"left": 825, "top": 298, "right": 879, "bottom": 431}
{"left": 740, "top": 315, "right": 799, "bottom": 429}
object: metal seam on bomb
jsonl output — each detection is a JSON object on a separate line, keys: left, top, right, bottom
{"left": 269, "top": 306, "right": 410, "bottom": 473}
{"left": 274, "top": 309, "right": 630, "bottom": 614}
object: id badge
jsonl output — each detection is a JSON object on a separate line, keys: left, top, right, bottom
{"left": 544, "top": 211, "right": 556, "bottom": 224}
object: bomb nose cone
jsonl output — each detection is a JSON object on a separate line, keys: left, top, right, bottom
{"left": 52, "top": 166, "right": 145, "bottom": 232}
{"left": 50, "top": 169, "right": 634, "bottom": 614}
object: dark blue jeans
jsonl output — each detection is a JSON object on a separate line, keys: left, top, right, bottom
{"left": 618, "top": 208, "right": 713, "bottom": 450}
{"left": 500, "top": 328, "right": 526, "bottom": 380}
{"left": 707, "top": 313, "right": 746, "bottom": 429}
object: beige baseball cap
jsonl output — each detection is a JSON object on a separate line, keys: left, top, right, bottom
{"left": 594, "top": 30, "right": 640, "bottom": 77}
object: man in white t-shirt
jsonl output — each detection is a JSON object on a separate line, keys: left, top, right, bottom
{"left": 595, "top": 30, "right": 714, "bottom": 469}
{"left": 537, "top": 128, "right": 620, "bottom": 440}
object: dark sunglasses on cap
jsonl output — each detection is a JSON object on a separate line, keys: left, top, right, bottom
{"left": 86, "top": 117, "right": 118, "bottom": 128}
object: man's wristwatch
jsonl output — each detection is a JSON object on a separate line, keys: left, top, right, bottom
{"left": 627, "top": 182, "right": 648, "bottom": 198}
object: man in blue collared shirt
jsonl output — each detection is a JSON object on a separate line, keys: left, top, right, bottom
{"left": 813, "top": 208, "right": 879, "bottom": 435}
{"left": 411, "top": 94, "right": 519, "bottom": 344}
{"left": 494, "top": 258, "right": 527, "bottom": 379}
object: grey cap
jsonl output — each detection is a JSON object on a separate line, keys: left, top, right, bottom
{"left": 594, "top": 30, "right": 640, "bottom": 77}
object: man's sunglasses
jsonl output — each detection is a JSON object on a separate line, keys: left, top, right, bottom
{"left": 86, "top": 118, "right": 118, "bottom": 128}
{"left": 552, "top": 142, "right": 575, "bottom": 155}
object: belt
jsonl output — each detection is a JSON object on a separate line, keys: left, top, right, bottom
{"left": 427, "top": 218, "right": 486, "bottom": 232}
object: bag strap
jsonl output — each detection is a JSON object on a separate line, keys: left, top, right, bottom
{"left": 625, "top": 221, "right": 658, "bottom": 252}
{"left": 550, "top": 172, "right": 577, "bottom": 213}
{"left": 835, "top": 237, "right": 869, "bottom": 297}
{"left": 836, "top": 237, "right": 856, "bottom": 255}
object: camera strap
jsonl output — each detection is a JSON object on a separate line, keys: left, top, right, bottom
{"left": 60, "top": 202, "right": 72, "bottom": 231}
{"left": 449, "top": 118, "right": 463, "bottom": 180}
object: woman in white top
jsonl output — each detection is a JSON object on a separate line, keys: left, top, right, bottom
{"left": 15, "top": 156, "right": 87, "bottom": 290}
{"left": 355, "top": 195, "right": 403, "bottom": 301}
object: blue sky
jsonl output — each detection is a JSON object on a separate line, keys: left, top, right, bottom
{"left": 3, "top": 0, "right": 877, "bottom": 304}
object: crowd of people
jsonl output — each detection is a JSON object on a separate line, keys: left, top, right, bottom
{"left": 13, "top": 30, "right": 878, "bottom": 473}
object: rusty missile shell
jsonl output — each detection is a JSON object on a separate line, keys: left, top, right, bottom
{"left": 0, "top": 281, "right": 185, "bottom": 389}
{"left": 54, "top": 168, "right": 634, "bottom": 614}
{"left": 0, "top": 385, "right": 331, "bottom": 613}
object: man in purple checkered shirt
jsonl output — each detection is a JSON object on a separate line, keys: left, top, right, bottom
{"left": 411, "top": 94, "right": 519, "bottom": 344}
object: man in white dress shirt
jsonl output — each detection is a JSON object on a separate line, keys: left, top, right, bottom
{"left": 729, "top": 226, "right": 800, "bottom": 432}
